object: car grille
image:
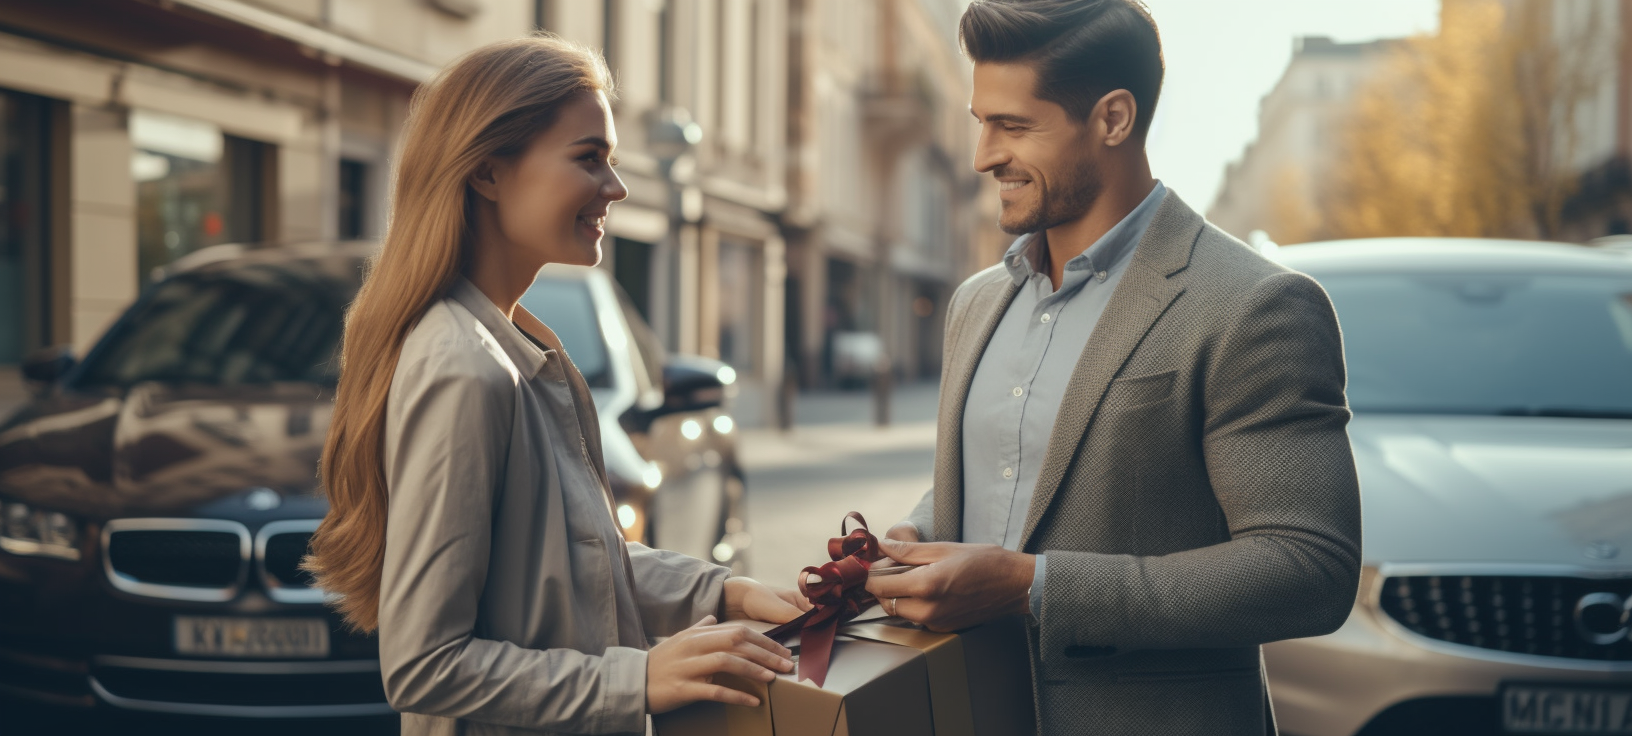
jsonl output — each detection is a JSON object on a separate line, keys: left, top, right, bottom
{"left": 1379, "top": 575, "right": 1632, "bottom": 661}
{"left": 106, "top": 530, "right": 245, "bottom": 588}
{"left": 261, "top": 530, "right": 316, "bottom": 588}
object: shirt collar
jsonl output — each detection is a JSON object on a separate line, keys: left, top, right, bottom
{"left": 448, "top": 276, "right": 550, "bottom": 379}
{"left": 1002, "top": 180, "right": 1168, "bottom": 289}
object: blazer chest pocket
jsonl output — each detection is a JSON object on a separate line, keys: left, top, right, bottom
{"left": 1102, "top": 369, "right": 1177, "bottom": 411}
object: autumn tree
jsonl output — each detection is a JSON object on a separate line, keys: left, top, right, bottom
{"left": 1315, "top": 0, "right": 1611, "bottom": 241}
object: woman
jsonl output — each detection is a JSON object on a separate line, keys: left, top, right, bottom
{"left": 303, "top": 35, "right": 806, "bottom": 736}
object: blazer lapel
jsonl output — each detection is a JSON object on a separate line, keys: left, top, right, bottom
{"left": 1018, "top": 192, "right": 1205, "bottom": 550}
{"left": 932, "top": 274, "right": 1021, "bottom": 543}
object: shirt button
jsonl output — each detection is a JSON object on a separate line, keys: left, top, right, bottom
{"left": 1040, "top": 313, "right": 1052, "bottom": 323}
{"left": 1003, "top": 467, "right": 1014, "bottom": 479}
{"left": 1096, "top": 271, "right": 1108, "bottom": 282}
{"left": 1012, "top": 386, "right": 1024, "bottom": 397}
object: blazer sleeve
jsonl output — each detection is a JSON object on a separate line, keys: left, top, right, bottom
{"left": 625, "top": 542, "right": 729, "bottom": 638}
{"left": 903, "top": 487, "right": 936, "bottom": 542}
{"left": 1038, "top": 270, "right": 1362, "bottom": 656}
{"left": 377, "top": 347, "right": 648, "bottom": 734}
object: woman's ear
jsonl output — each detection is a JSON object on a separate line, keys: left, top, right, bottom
{"left": 469, "top": 159, "right": 501, "bottom": 202}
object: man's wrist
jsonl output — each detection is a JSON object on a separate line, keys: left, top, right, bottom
{"left": 1026, "top": 553, "right": 1046, "bottom": 620}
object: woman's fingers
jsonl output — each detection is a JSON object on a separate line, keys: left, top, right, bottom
{"left": 732, "top": 638, "right": 795, "bottom": 673}
{"left": 688, "top": 682, "right": 760, "bottom": 708}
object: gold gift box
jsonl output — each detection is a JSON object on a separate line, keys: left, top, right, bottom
{"left": 653, "top": 615, "right": 1034, "bottom": 736}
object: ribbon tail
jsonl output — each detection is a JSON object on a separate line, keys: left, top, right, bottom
{"left": 764, "top": 606, "right": 820, "bottom": 642}
{"left": 798, "top": 612, "right": 840, "bottom": 688}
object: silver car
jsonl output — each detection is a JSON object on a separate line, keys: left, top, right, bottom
{"left": 1266, "top": 239, "right": 1632, "bottom": 736}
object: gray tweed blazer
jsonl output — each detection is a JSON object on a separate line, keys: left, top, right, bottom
{"left": 904, "top": 191, "right": 1361, "bottom": 735}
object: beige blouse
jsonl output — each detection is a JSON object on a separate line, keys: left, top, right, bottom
{"left": 377, "top": 277, "right": 727, "bottom": 736}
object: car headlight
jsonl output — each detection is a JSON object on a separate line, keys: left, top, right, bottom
{"left": 0, "top": 500, "right": 82, "bottom": 561}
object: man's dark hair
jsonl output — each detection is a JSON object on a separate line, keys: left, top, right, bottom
{"left": 961, "top": 0, "right": 1164, "bottom": 137}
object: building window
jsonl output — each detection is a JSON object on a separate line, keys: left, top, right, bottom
{"left": 0, "top": 89, "right": 51, "bottom": 366}
{"left": 338, "top": 158, "right": 368, "bottom": 239}
{"left": 611, "top": 236, "right": 654, "bottom": 320}
{"left": 132, "top": 110, "right": 269, "bottom": 281}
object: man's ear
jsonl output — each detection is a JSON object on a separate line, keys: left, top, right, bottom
{"left": 469, "top": 159, "right": 501, "bottom": 202}
{"left": 1094, "top": 90, "right": 1139, "bottom": 148}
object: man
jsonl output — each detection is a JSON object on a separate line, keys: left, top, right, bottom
{"left": 864, "top": 1, "right": 1362, "bottom": 734}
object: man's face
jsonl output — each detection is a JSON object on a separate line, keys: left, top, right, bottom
{"left": 970, "top": 62, "right": 1102, "bottom": 235}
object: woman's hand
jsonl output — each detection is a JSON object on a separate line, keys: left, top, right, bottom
{"left": 645, "top": 615, "right": 794, "bottom": 713}
{"left": 720, "top": 577, "right": 811, "bottom": 624}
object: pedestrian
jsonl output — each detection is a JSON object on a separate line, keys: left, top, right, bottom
{"left": 865, "top": 1, "right": 1363, "bottom": 734}
{"left": 302, "top": 34, "right": 807, "bottom": 736}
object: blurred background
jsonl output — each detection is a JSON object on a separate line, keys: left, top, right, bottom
{"left": 0, "top": 1, "right": 1629, "bottom": 734}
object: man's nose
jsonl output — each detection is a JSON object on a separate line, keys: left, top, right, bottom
{"left": 973, "top": 128, "right": 1005, "bottom": 174}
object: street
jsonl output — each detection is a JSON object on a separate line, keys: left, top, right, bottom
{"left": 740, "top": 382, "right": 941, "bottom": 586}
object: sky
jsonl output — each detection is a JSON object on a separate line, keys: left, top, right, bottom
{"left": 1139, "top": 0, "right": 1442, "bottom": 210}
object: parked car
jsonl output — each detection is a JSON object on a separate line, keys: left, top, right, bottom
{"left": 0, "top": 241, "right": 750, "bottom": 719}
{"left": 1266, "top": 238, "right": 1632, "bottom": 736}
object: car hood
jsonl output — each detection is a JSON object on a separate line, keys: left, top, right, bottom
{"left": 0, "top": 382, "right": 333, "bottom": 518}
{"left": 1351, "top": 414, "right": 1632, "bottom": 570}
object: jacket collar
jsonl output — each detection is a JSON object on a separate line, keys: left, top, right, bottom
{"left": 447, "top": 276, "right": 551, "bottom": 379}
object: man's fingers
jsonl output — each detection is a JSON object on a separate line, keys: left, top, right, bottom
{"left": 864, "top": 566, "right": 930, "bottom": 600}
{"left": 688, "top": 614, "right": 718, "bottom": 629}
{"left": 879, "top": 538, "right": 953, "bottom": 565}
{"left": 890, "top": 596, "right": 929, "bottom": 623}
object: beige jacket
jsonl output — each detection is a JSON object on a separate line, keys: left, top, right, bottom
{"left": 378, "top": 278, "right": 728, "bottom": 736}
{"left": 905, "top": 191, "right": 1362, "bottom": 735}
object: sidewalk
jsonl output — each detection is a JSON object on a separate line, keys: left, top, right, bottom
{"left": 737, "top": 380, "right": 941, "bottom": 585}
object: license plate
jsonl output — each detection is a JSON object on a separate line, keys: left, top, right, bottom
{"left": 174, "top": 616, "right": 330, "bottom": 659}
{"left": 1504, "top": 685, "right": 1632, "bottom": 733}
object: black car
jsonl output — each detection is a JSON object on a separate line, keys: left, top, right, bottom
{"left": 0, "top": 242, "right": 750, "bottom": 719}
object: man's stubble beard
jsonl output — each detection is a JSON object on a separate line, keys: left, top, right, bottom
{"left": 998, "top": 161, "right": 1102, "bottom": 236}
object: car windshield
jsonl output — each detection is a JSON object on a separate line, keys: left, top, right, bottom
{"left": 518, "top": 276, "right": 611, "bottom": 388}
{"left": 1316, "top": 272, "right": 1632, "bottom": 417}
{"left": 74, "top": 260, "right": 358, "bottom": 388}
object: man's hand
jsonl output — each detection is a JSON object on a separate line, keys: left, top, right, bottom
{"left": 720, "top": 577, "right": 811, "bottom": 624}
{"left": 864, "top": 538, "right": 1035, "bottom": 632}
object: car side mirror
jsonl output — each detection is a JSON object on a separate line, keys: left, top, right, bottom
{"left": 624, "top": 355, "right": 736, "bottom": 433}
{"left": 22, "top": 346, "right": 75, "bottom": 394}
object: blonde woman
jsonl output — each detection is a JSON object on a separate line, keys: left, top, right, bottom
{"left": 303, "top": 36, "right": 806, "bottom": 736}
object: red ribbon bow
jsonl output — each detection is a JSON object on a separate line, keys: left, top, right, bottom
{"left": 764, "top": 511, "right": 887, "bottom": 686}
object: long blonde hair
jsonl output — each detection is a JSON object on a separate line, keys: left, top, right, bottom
{"left": 304, "top": 35, "right": 613, "bottom": 632}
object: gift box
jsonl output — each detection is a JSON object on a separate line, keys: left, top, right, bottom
{"left": 651, "top": 613, "right": 1035, "bottom": 736}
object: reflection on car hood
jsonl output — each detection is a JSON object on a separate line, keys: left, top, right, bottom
{"left": 1351, "top": 414, "right": 1632, "bottom": 569}
{"left": 0, "top": 383, "right": 333, "bottom": 518}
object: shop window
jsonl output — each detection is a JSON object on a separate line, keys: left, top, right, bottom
{"left": 338, "top": 158, "right": 368, "bottom": 239}
{"left": 0, "top": 89, "right": 52, "bottom": 366}
{"left": 132, "top": 111, "right": 268, "bottom": 282}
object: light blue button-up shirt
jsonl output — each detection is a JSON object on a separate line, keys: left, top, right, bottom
{"left": 961, "top": 181, "right": 1166, "bottom": 616}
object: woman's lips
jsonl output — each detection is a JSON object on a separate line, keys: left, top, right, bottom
{"left": 577, "top": 214, "right": 606, "bottom": 238}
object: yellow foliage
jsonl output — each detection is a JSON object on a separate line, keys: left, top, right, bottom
{"left": 1321, "top": 0, "right": 1605, "bottom": 241}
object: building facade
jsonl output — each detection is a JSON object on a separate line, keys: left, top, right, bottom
{"left": 783, "top": 0, "right": 1000, "bottom": 397}
{"left": 0, "top": 0, "right": 995, "bottom": 423}
{"left": 1206, "top": 36, "right": 1396, "bottom": 243}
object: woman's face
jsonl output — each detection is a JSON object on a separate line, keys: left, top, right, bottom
{"left": 474, "top": 90, "right": 627, "bottom": 268}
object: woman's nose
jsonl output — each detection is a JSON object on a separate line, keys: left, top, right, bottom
{"left": 605, "top": 169, "right": 629, "bottom": 202}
